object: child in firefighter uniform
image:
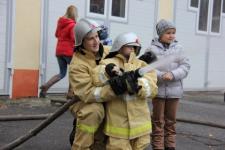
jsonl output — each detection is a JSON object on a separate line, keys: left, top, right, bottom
{"left": 69, "top": 18, "right": 115, "bottom": 150}
{"left": 92, "top": 32, "right": 158, "bottom": 150}
{"left": 144, "top": 19, "right": 190, "bottom": 150}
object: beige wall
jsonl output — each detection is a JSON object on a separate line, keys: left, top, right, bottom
{"left": 14, "top": 0, "right": 41, "bottom": 69}
{"left": 158, "top": 0, "right": 174, "bottom": 20}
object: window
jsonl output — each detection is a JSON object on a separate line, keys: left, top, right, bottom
{"left": 87, "top": 0, "right": 107, "bottom": 18}
{"left": 89, "top": 0, "right": 105, "bottom": 14}
{"left": 223, "top": 0, "right": 225, "bottom": 13}
{"left": 193, "top": 0, "right": 224, "bottom": 34}
{"left": 87, "top": 0, "right": 128, "bottom": 22}
{"left": 109, "top": 0, "right": 128, "bottom": 22}
{"left": 111, "top": 0, "right": 126, "bottom": 17}
{"left": 198, "top": 0, "right": 209, "bottom": 32}
{"left": 190, "top": 0, "right": 199, "bottom": 8}
{"left": 211, "top": 0, "right": 222, "bottom": 33}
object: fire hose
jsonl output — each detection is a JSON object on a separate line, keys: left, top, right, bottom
{"left": 0, "top": 114, "right": 51, "bottom": 121}
{"left": 0, "top": 96, "right": 79, "bottom": 150}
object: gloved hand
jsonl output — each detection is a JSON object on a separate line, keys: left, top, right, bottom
{"left": 122, "top": 69, "right": 142, "bottom": 95}
{"left": 108, "top": 69, "right": 142, "bottom": 95}
{"left": 105, "top": 63, "right": 124, "bottom": 78}
{"left": 139, "top": 51, "right": 157, "bottom": 64}
{"left": 108, "top": 75, "right": 127, "bottom": 95}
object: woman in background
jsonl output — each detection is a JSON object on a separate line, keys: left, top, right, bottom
{"left": 40, "top": 5, "right": 78, "bottom": 98}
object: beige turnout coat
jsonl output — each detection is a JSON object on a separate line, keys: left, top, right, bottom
{"left": 92, "top": 52, "right": 158, "bottom": 139}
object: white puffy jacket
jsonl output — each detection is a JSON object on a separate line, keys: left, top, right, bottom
{"left": 145, "top": 38, "right": 190, "bottom": 98}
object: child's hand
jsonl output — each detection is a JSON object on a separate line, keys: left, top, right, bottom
{"left": 162, "top": 72, "right": 173, "bottom": 81}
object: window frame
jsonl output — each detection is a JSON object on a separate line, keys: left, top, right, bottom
{"left": 86, "top": 0, "right": 129, "bottom": 23}
{"left": 109, "top": 0, "right": 128, "bottom": 22}
{"left": 209, "top": 0, "right": 223, "bottom": 35}
{"left": 222, "top": 0, "right": 225, "bottom": 15}
{"left": 191, "top": 0, "right": 224, "bottom": 35}
{"left": 188, "top": 0, "right": 199, "bottom": 11}
{"left": 86, "top": 0, "right": 108, "bottom": 19}
{"left": 196, "top": 0, "right": 210, "bottom": 35}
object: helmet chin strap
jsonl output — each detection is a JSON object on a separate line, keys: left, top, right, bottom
{"left": 134, "top": 46, "right": 141, "bottom": 56}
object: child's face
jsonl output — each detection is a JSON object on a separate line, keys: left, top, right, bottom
{"left": 160, "top": 28, "right": 176, "bottom": 44}
{"left": 83, "top": 32, "right": 100, "bottom": 54}
{"left": 119, "top": 45, "right": 135, "bottom": 58}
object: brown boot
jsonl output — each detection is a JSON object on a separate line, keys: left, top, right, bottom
{"left": 39, "top": 75, "right": 61, "bottom": 98}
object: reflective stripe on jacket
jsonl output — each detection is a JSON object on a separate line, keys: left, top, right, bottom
{"left": 77, "top": 122, "right": 99, "bottom": 133}
{"left": 69, "top": 46, "right": 111, "bottom": 133}
{"left": 69, "top": 46, "right": 115, "bottom": 103}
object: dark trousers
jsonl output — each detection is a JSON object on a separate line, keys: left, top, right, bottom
{"left": 56, "top": 56, "right": 72, "bottom": 79}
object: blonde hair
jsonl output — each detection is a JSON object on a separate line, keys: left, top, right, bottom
{"left": 64, "top": 5, "right": 78, "bottom": 21}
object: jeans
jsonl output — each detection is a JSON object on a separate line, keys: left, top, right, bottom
{"left": 57, "top": 56, "right": 72, "bottom": 79}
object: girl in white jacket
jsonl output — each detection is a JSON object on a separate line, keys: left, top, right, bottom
{"left": 144, "top": 19, "right": 190, "bottom": 150}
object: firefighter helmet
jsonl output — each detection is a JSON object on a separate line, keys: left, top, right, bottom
{"left": 110, "top": 32, "right": 141, "bottom": 55}
{"left": 74, "top": 18, "right": 101, "bottom": 47}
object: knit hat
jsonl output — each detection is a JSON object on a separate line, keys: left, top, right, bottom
{"left": 156, "top": 19, "right": 176, "bottom": 37}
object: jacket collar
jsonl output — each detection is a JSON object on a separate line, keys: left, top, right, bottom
{"left": 81, "top": 48, "right": 96, "bottom": 60}
{"left": 115, "top": 52, "right": 137, "bottom": 63}
{"left": 151, "top": 38, "right": 178, "bottom": 49}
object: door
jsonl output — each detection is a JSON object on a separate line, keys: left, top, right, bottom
{"left": 40, "top": 0, "right": 83, "bottom": 93}
{"left": 0, "top": 0, "right": 12, "bottom": 95}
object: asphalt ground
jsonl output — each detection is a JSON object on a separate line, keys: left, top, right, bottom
{"left": 0, "top": 91, "right": 225, "bottom": 150}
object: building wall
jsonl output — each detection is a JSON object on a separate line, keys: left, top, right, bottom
{"left": 207, "top": 18, "right": 225, "bottom": 89}
{"left": 2, "top": 0, "right": 225, "bottom": 98}
{"left": 12, "top": 0, "right": 41, "bottom": 98}
{"left": 175, "top": 0, "right": 206, "bottom": 89}
{"left": 158, "top": 0, "right": 174, "bottom": 20}
{"left": 174, "top": 0, "right": 225, "bottom": 90}
{"left": 40, "top": 0, "right": 157, "bottom": 94}
{"left": 110, "top": 0, "right": 156, "bottom": 53}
